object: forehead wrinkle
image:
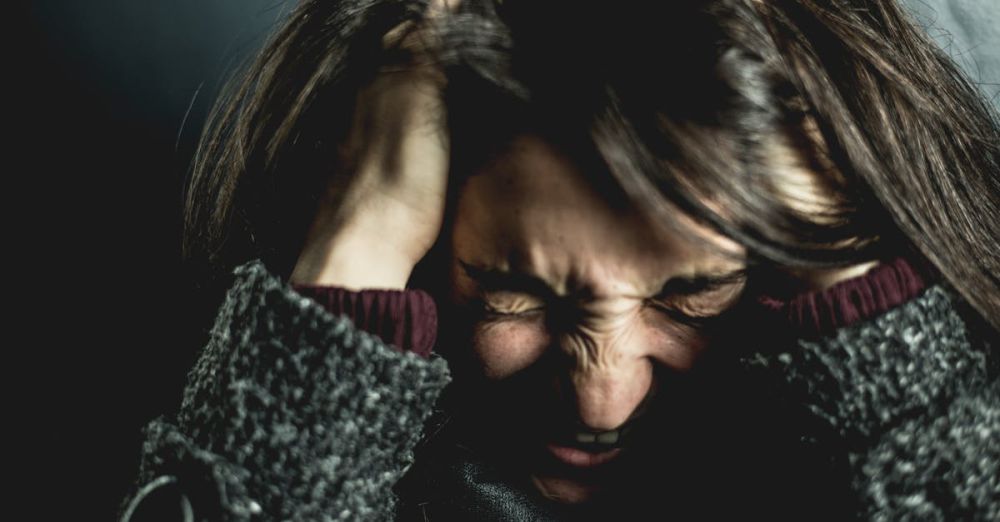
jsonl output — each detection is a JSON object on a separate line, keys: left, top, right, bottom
{"left": 523, "top": 239, "right": 570, "bottom": 296}
{"left": 452, "top": 134, "right": 749, "bottom": 301}
{"left": 566, "top": 258, "right": 666, "bottom": 301}
{"left": 563, "top": 318, "right": 639, "bottom": 373}
{"left": 466, "top": 241, "right": 748, "bottom": 306}
{"left": 517, "top": 229, "right": 675, "bottom": 300}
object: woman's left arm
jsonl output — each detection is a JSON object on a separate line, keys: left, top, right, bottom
{"left": 746, "top": 283, "right": 1000, "bottom": 520}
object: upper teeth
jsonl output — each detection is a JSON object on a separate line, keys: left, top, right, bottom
{"left": 576, "top": 430, "right": 619, "bottom": 445}
{"left": 597, "top": 431, "right": 619, "bottom": 444}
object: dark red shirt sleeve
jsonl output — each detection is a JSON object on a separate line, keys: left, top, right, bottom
{"left": 290, "top": 256, "right": 935, "bottom": 357}
{"left": 290, "top": 284, "right": 438, "bottom": 358}
{"left": 756, "top": 256, "right": 937, "bottom": 337}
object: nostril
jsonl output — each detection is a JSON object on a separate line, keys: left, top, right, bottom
{"left": 554, "top": 367, "right": 656, "bottom": 433}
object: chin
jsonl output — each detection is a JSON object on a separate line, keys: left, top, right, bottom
{"left": 511, "top": 434, "right": 636, "bottom": 507}
{"left": 457, "top": 387, "right": 656, "bottom": 508}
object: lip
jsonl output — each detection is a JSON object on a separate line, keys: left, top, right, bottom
{"left": 546, "top": 443, "right": 623, "bottom": 468}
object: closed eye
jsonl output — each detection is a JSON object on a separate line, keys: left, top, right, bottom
{"left": 649, "top": 273, "right": 747, "bottom": 326}
{"left": 475, "top": 295, "right": 546, "bottom": 319}
{"left": 657, "top": 270, "right": 747, "bottom": 297}
{"left": 646, "top": 299, "right": 723, "bottom": 328}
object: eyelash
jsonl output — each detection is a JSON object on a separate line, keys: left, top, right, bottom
{"left": 475, "top": 297, "right": 720, "bottom": 329}
{"left": 477, "top": 300, "right": 545, "bottom": 319}
{"left": 645, "top": 300, "right": 719, "bottom": 328}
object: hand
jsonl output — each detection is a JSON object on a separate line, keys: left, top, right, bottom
{"left": 290, "top": 1, "right": 458, "bottom": 290}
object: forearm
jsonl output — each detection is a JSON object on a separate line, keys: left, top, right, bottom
{"left": 853, "top": 381, "right": 1000, "bottom": 521}
{"left": 120, "top": 259, "right": 451, "bottom": 521}
{"left": 743, "top": 283, "right": 998, "bottom": 520}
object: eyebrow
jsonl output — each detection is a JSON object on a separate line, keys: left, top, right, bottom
{"left": 458, "top": 259, "right": 746, "bottom": 299}
{"left": 656, "top": 269, "right": 747, "bottom": 297}
{"left": 458, "top": 260, "right": 559, "bottom": 298}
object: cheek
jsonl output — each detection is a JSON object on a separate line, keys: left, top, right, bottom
{"left": 471, "top": 319, "right": 550, "bottom": 380}
{"left": 640, "top": 310, "right": 711, "bottom": 370}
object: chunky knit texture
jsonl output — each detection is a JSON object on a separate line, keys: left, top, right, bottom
{"left": 121, "top": 259, "right": 451, "bottom": 521}
{"left": 121, "top": 259, "right": 999, "bottom": 521}
{"left": 740, "top": 285, "right": 999, "bottom": 521}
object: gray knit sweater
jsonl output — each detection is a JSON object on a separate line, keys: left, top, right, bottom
{"left": 119, "top": 258, "right": 999, "bottom": 521}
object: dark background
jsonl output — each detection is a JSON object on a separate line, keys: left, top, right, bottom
{"left": 22, "top": 1, "right": 291, "bottom": 518}
{"left": 19, "top": 0, "right": 997, "bottom": 519}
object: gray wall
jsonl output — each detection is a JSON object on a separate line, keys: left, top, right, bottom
{"left": 30, "top": 0, "right": 294, "bottom": 147}
{"left": 901, "top": 0, "right": 1000, "bottom": 109}
{"left": 29, "top": 0, "right": 999, "bottom": 141}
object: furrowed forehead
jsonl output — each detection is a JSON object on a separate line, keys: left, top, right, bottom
{"left": 450, "top": 134, "right": 746, "bottom": 299}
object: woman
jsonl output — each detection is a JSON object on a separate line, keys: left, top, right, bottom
{"left": 121, "top": 0, "right": 999, "bottom": 520}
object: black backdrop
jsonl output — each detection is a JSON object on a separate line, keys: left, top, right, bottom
{"left": 22, "top": 1, "right": 289, "bottom": 518}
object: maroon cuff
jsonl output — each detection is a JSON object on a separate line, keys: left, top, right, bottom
{"left": 290, "top": 284, "right": 438, "bottom": 358}
{"left": 756, "top": 257, "right": 935, "bottom": 337}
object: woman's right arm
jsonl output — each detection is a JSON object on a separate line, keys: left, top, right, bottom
{"left": 118, "top": 259, "right": 451, "bottom": 522}
{"left": 120, "top": 2, "right": 458, "bottom": 518}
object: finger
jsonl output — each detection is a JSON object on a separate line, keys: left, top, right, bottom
{"left": 382, "top": 0, "right": 461, "bottom": 50}
{"left": 428, "top": 0, "right": 462, "bottom": 16}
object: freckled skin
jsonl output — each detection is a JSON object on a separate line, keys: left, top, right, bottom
{"left": 445, "top": 134, "right": 747, "bottom": 504}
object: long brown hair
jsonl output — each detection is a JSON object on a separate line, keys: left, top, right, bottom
{"left": 182, "top": 0, "right": 1000, "bottom": 331}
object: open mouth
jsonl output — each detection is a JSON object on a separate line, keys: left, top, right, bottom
{"left": 456, "top": 366, "right": 670, "bottom": 483}
{"left": 537, "top": 382, "right": 659, "bottom": 471}
{"left": 545, "top": 443, "right": 623, "bottom": 468}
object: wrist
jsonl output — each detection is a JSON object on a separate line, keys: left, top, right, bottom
{"left": 290, "top": 228, "right": 416, "bottom": 290}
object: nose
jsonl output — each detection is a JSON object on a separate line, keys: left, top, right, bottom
{"left": 559, "top": 351, "right": 655, "bottom": 432}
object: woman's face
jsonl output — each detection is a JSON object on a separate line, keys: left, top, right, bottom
{"left": 445, "top": 134, "right": 748, "bottom": 504}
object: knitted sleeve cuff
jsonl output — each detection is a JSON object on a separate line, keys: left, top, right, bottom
{"left": 737, "top": 255, "right": 990, "bottom": 442}
{"left": 755, "top": 256, "right": 936, "bottom": 337}
{"left": 290, "top": 284, "right": 438, "bottom": 358}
